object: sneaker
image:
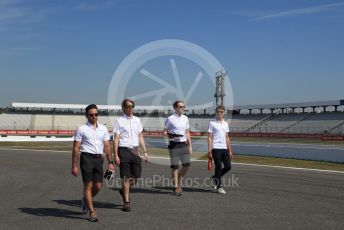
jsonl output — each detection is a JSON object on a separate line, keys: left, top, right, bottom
{"left": 89, "top": 211, "right": 98, "bottom": 222}
{"left": 122, "top": 202, "right": 131, "bottom": 212}
{"left": 81, "top": 197, "right": 88, "bottom": 214}
{"left": 171, "top": 187, "right": 182, "bottom": 196}
{"left": 216, "top": 187, "right": 226, "bottom": 194}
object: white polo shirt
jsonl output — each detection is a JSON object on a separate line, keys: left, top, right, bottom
{"left": 164, "top": 113, "right": 190, "bottom": 142}
{"left": 113, "top": 115, "right": 143, "bottom": 148}
{"left": 208, "top": 119, "right": 229, "bottom": 149}
{"left": 74, "top": 122, "right": 110, "bottom": 154}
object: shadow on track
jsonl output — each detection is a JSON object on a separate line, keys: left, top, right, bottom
{"left": 111, "top": 187, "right": 171, "bottom": 195}
{"left": 18, "top": 200, "right": 122, "bottom": 219}
{"left": 153, "top": 186, "right": 214, "bottom": 193}
{"left": 17, "top": 207, "right": 85, "bottom": 220}
{"left": 52, "top": 199, "right": 121, "bottom": 209}
{"left": 110, "top": 186, "right": 213, "bottom": 194}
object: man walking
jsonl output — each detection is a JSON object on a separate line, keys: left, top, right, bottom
{"left": 163, "top": 100, "right": 192, "bottom": 196}
{"left": 113, "top": 99, "right": 149, "bottom": 212}
{"left": 207, "top": 105, "right": 233, "bottom": 194}
{"left": 71, "top": 104, "right": 114, "bottom": 221}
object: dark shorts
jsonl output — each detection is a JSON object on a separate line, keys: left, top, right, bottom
{"left": 118, "top": 147, "right": 142, "bottom": 179}
{"left": 168, "top": 141, "right": 191, "bottom": 169}
{"left": 80, "top": 152, "right": 104, "bottom": 183}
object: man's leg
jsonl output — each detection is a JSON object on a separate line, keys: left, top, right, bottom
{"left": 212, "top": 149, "right": 222, "bottom": 188}
{"left": 220, "top": 150, "right": 231, "bottom": 177}
{"left": 118, "top": 154, "right": 132, "bottom": 211}
{"left": 80, "top": 154, "right": 97, "bottom": 213}
{"left": 178, "top": 165, "right": 190, "bottom": 177}
{"left": 169, "top": 146, "right": 180, "bottom": 191}
{"left": 122, "top": 178, "right": 138, "bottom": 203}
{"left": 118, "top": 152, "right": 131, "bottom": 204}
{"left": 84, "top": 182, "right": 95, "bottom": 212}
{"left": 129, "top": 178, "right": 137, "bottom": 187}
{"left": 178, "top": 165, "right": 190, "bottom": 189}
{"left": 120, "top": 177, "right": 131, "bottom": 212}
{"left": 122, "top": 178, "right": 130, "bottom": 203}
{"left": 129, "top": 158, "right": 141, "bottom": 188}
{"left": 85, "top": 156, "right": 103, "bottom": 220}
{"left": 171, "top": 169, "right": 179, "bottom": 188}
{"left": 92, "top": 182, "right": 102, "bottom": 197}
{"left": 178, "top": 144, "right": 191, "bottom": 189}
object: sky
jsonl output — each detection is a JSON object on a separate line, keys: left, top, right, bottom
{"left": 0, "top": 0, "right": 343, "bottom": 108}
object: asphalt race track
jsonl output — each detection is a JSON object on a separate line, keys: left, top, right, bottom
{"left": 0, "top": 148, "right": 343, "bottom": 230}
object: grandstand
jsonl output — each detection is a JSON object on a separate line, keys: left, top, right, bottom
{"left": 228, "top": 114, "right": 271, "bottom": 133}
{"left": 245, "top": 112, "right": 344, "bottom": 135}
{"left": 0, "top": 113, "right": 31, "bottom": 130}
{"left": 0, "top": 100, "right": 344, "bottom": 136}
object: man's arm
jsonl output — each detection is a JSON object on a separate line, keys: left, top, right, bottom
{"left": 163, "top": 128, "right": 168, "bottom": 137}
{"left": 186, "top": 129, "right": 192, "bottom": 154}
{"left": 113, "top": 134, "right": 120, "bottom": 166}
{"left": 226, "top": 132, "right": 233, "bottom": 159}
{"left": 163, "top": 118, "right": 170, "bottom": 137}
{"left": 104, "top": 140, "right": 115, "bottom": 171}
{"left": 71, "top": 141, "right": 81, "bottom": 176}
{"left": 139, "top": 132, "right": 149, "bottom": 162}
{"left": 164, "top": 128, "right": 179, "bottom": 139}
{"left": 207, "top": 132, "right": 213, "bottom": 160}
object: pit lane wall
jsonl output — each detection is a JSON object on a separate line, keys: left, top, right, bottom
{"left": 0, "top": 130, "right": 344, "bottom": 141}
{"left": 1, "top": 130, "right": 344, "bottom": 163}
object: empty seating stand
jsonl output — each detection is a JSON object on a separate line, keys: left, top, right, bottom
{"left": 0, "top": 112, "right": 343, "bottom": 135}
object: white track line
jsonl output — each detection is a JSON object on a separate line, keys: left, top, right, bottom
{"left": 148, "top": 156, "right": 344, "bottom": 174}
{"left": 231, "top": 143, "right": 344, "bottom": 151}
{"left": 1, "top": 148, "right": 343, "bottom": 174}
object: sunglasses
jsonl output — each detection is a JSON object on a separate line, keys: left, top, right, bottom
{"left": 125, "top": 105, "right": 134, "bottom": 109}
{"left": 88, "top": 113, "right": 98, "bottom": 117}
{"left": 177, "top": 106, "right": 185, "bottom": 109}
{"left": 216, "top": 111, "right": 224, "bottom": 113}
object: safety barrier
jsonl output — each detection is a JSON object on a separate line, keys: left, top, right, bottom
{"left": 0, "top": 130, "right": 343, "bottom": 141}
